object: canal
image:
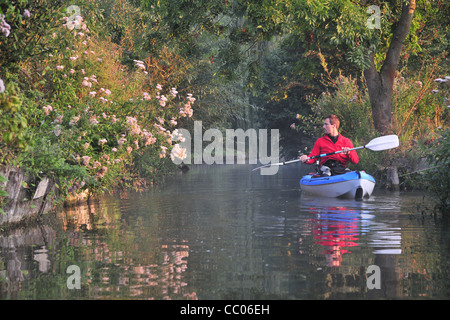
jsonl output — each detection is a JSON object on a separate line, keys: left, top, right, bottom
{"left": 1, "top": 164, "right": 449, "bottom": 299}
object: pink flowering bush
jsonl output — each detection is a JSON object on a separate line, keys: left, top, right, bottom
{"left": 1, "top": 2, "right": 194, "bottom": 196}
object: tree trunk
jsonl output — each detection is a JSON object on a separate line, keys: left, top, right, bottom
{"left": 364, "top": 0, "right": 416, "bottom": 134}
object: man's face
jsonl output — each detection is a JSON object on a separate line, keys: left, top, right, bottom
{"left": 323, "top": 118, "right": 334, "bottom": 135}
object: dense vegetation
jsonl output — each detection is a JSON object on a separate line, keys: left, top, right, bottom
{"left": 1, "top": 0, "right": 449, "bottom": 211}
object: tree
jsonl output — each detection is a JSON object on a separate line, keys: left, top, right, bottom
{"left": 135, "top": 0, "right": 448, "bottom": 136}
{"left": 270, "top": 0, "right": 448, "bottom": 134}
{"left": 364, "top": 0, "right": 416, "bottom": 134}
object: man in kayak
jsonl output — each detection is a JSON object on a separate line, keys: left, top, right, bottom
{"left": 299, "top": 115, "right": 359, "bottom": 175}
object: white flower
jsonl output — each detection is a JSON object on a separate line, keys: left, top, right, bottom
{"left": 187, "top": 93, "right": 196, "bottom": 103}
{"left": 171, "top": 129, "right": 186, "bottom": 143}
{"left": 54, "top": 125, "right": 61, "bottom": 136}
{"left": 1, "top": 15, "right": 11, "bottom": 37}
{"left": 0, "top": 78, "right": 5, "bottom": 93}
{"left": 43, "top": 105, "right": 53, "bottom": 115}
{"left": 69, "top": 116, "right": 80, "bottom": 125}
{"left": 82, "top": 80, "right": 92, "bottom": 87}
{"left": 170, "top": 144, "right": 187, "bottom": 161}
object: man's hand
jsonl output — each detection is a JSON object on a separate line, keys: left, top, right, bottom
{"left": 299, "top": 155, "right": 308, "bottom": 162}
{"left": 341, "top": 147, "right": 351, "bottom": 155}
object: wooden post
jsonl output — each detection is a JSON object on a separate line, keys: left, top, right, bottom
{"left": 387, "top": 166, "right": 400, "bottom": 190}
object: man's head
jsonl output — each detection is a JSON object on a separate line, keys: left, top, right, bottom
{"left": 323, "top": 115, "right": 340, "bottom": 136}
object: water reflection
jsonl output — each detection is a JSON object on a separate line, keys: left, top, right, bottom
{"left": 1, "top": 165, "right": 449, "bottom": 299}
{"left": 59, "top": 197, "right": 199, "bottom": 300}
{"left": 301, "top": 194, "right": 404, "bottom": 265}
{"left": 298, "top": 195, "right": 405, "bottom": 298}
{"left": 307, "top": 203, "right": 362, "bottom": 266}
{"left": 0, "top": 225, "right": 55, "bottom": 298}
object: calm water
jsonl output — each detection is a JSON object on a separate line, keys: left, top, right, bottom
{"left": 1, "top": 164, "right": 450, "bottom": 300}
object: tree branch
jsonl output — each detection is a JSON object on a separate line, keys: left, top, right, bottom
{"left": 380, "top": 0, "right": 416, "bottom": 78}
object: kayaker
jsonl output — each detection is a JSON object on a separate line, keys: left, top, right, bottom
{"left": 299, "top": 115, "right": 359, "bottom": 175}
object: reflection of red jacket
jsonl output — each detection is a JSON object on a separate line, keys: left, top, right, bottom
{"left": 305, "top": 134, "right": 359, "bottom": 166}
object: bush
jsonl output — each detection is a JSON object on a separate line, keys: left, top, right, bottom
{"left": 425, "top": 128, "right": 450, "bottom": 213}
{"left": 308, "top": 74, "right": 374, "bottom": 143}
{"left": 1, "top": 1, "right": 195, "bottom": 199}
{"left": 0, "top": 80, "right": 30, "bottom": 163}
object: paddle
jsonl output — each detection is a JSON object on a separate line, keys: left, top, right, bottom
{"left": 252, "top": 134, "right": 399, "bottom": 172}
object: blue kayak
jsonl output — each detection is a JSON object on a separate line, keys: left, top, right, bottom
{"left": 300, "top": 171, "right": 376, "bottom": 199}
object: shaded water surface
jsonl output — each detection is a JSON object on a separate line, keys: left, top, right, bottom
{"left": 1, "top": 164, "right": 450, "bottom": 299}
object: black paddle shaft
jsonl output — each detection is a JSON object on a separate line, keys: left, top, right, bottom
{"left": 307, "top": 146, "right": 365, "bottom": 160}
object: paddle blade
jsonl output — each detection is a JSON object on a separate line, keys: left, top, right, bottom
{"left": 365, "top": 135, "right": 399, "bottom": 151}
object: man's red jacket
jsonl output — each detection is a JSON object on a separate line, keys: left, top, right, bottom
{"left": 305, "top": 134, "right": 359, "bottom": 166}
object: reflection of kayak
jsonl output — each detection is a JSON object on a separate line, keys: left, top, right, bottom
{"left": 300, "top": 171, "right": 376, "bottom": 199}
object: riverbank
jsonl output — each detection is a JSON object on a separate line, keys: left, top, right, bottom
{"left": 0, "top": 162, "right": 187, "bottom": 226}
{"left": 0, "top": 166, "right": 59, "bottom": 226}
{"left": 1, "top": 148, "right": 445, "bottom": 227}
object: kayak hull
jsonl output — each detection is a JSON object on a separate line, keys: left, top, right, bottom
{"left": 300, "top": 171, "right": 376, "bottom": 199}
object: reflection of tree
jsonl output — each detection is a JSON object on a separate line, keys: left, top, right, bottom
{"left": 0, "top": 225, "right": 55, "bottom": 298}
{"left": 58, "top": 196, "right": 198, "bottom": 300}
{"left": 85, "top": 242, "right": 196, "bottom": 299}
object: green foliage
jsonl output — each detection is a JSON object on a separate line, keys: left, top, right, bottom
{"left": 425, "top": 128, "right": 450, "bottom": 213}
{"left": 0, "top": 81, "right": 30, "bottom": 163}
{"left": 392, "top": 60, "right": 448, "bottom": 139}
{"left": 304, "top": 74, "right": 374, "bottom": 142}
{"left": 0, "top": 0, "right": 71, "bottom": 68}
{"left": 1, "top": 0, "right": 196, "bottom": 199}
